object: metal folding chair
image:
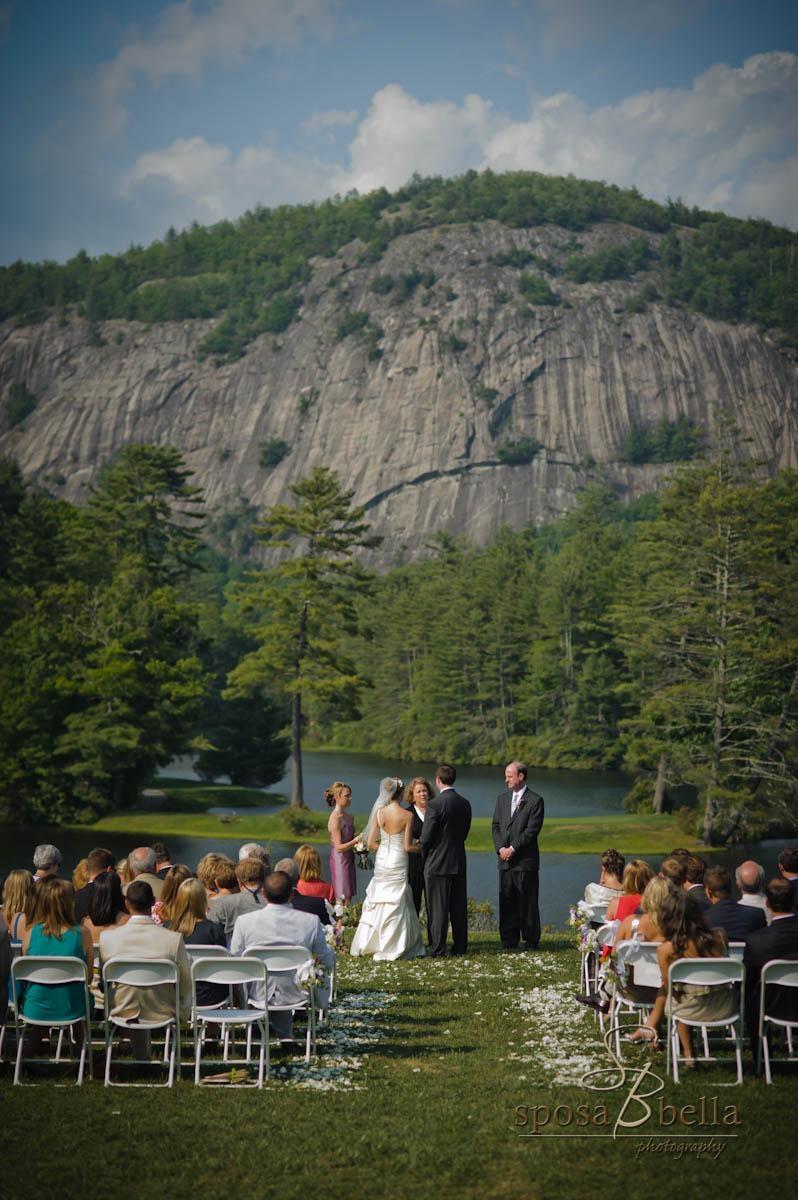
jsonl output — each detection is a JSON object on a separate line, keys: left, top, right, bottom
{"left": 191, "top": 957, "right": 269, "bottom": 1087}
{"left": 102, "top": 957, "right": 181, "bottom": 1087}
{"left": 243, "top": 944, "right": 318, "bottom": 1063}
{"left": 757, "top": 959, "right": 798, "bottom": 1084}
{"left": 10, "top": 956, "right": 92, "bottom": 1085}
{"left": 666, "top": 957, "right": 745, "bottom": 1085}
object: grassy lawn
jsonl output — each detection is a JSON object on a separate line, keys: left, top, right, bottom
{"left": 68, "top": 781, "right": 707, "bottom": 854}
{"left": 3, "top": 932, "right": 793, "bottom": 1199}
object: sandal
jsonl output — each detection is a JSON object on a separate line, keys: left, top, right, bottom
{"left": 624, "top": 1026, "right": 661, "bottom": 1049}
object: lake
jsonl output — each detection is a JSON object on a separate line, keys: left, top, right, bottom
{"left": 1, "top": 749, "right": 794, "bottom": 926}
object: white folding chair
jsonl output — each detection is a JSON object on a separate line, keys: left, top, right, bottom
{"left": 666, "top": 958, "right": 744, "bottom": 1085}
{"left": 757, "top": 959, "right": 798, "bottom": 1084}
{"left": 611, "top": 939, "right": 662, "bottom": 1055}
{"left": 589, "top": 922, "right": 619, "bottom": 1031}
{"left": 10, "top": 956, "right": 92, "bottom": 1085}
{"left": 586, "top": 902, "right": 609, "bottom": 926}
{"left": 102, "top": 957, "right": 181, "bottom": 1087}
{"left": 243, "top": 944, "right": 318, "bottom": 1063}
{"left": 727, "top": 942, "right": 746, "bottom": 963}
{"left": 186, "top": 944, "right": 230, "bottom": 960}
{"left": 191, "top": 957, "right": 269, "bottom": 1087}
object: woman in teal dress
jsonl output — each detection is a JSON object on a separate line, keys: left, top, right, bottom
{"left": 19, "top": 879, "right": 93, "bottom": 1050}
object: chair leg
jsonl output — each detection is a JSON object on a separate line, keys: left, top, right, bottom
{"left": 13, "top": 1024, "right": 25, "bottom": 1085}
{"left": 763, "top": 1032, "right": 772, "bottom": 1085}
{"left": 671, "top": 1025, "right": 680, "bottom": 1084}
{"left": 105, "top": 1030, "right": 114, "bottom": 1086}
{"left": 701, "top": 1027, "right": 710, "bottom": 1059}
{"left": 55, "top": 1027, "right": 65, "bottom": 1062}
{"left": 257, "top": 1021, "right": 265, "bottom": 1089}
{"left": 194, "top": 1024, "right": 203, "bottom": 1086}
{"left": 733, "top": 1026, "right": 743, "bottom": 1086}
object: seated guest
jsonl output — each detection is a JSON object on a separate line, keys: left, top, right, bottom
{"left": 32, "top": 844, "right": 62, "bottom": 882}
{"left": 685, "top": 855, "right": 711, "bottom": 912}
{"left": 206, "top": 857, "right": 239, "bottom": 906}
{"left": 659, "top": 855, "right": 688, "bottom": 889}
{"left": 74, "top": 847, "right": 116, "bottom": 922}
{"left": 151, "top": 864, "right": 194, "bottom": 925}
{"left": 0, "top": 924, "right": 10, "bottom": 1003}
{"left": 294, "top": 845, "right": 335, "bottom": 903}
{"left": 153, "top": 843, "right": 175, "bottom": 879}
{"left": 230, "top": 871, "right": 333, "bottom": 1039}
{"left": 1, "top": 869, "right": 34, "bottom": 941}
{"left": 116, "top": 859, "right": 133, "bottom": 887}
{"left": 605, "top": 860, "right": 655, "bottom": 923}
{"left": 743, "top": 877, "right": 798, "bottom": 1043}
{"left": 705, "top": 866, "right": 766, "bottom": 940}
{"left": 197, "top": 852, "right": 231, "bottom": 898}
{"left": 583, "top": 849, "right": 625, "bottom": 907}
{"left": 275, "top": 857, "right": 331, "bottom": 926}
{"left": 19, "top": 879, "right": 94, "bottom": 1058}
{"left": 239, "top": 843, "right": 272, "bottom": 872}
{"left": 123, "top": 847, "right": 165, "bottom": 899}
{"left": 777, "top": 848, "right": 798, "bottom": 907}
{"left": 627, "top": 887, "right": 734, "bottom": 1058}
{"left": 99, "top": 880, "right": 191, "bottom": 1058}
{"left": 209, "top": 858, "right": 266, "bottom": 941}
{"left": 83, "top": 871, "right": 129, "bottom": 943}
{"left": 164, "top": 879, "right": 227, "bottom": 1007}
{"left": 736, "top": 860, "right": 770, "bottom": 923}
{"left": 579, "top": 878, "right": 671, "bottom": 1014}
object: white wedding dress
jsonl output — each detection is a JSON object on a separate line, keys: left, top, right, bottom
{"left": 350, "top": 827, "right": 425, "bottom": 961}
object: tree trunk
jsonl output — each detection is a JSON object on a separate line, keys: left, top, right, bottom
{"left": 290, "top": 689, "right": 304, "bottom": 809}
{"left": 653, "top": 752, "right": 669, "bottom": 814}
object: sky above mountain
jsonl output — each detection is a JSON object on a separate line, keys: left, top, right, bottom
{"left": 1, "top": 0, "right": 795, "bottom": 263}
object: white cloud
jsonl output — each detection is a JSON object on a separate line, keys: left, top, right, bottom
{"left": 121, "top": 52, "right": 798, "bottom": 241}
{"left": 124, "top": 135, "right": 333, "bottom": 225}
{"left": 335, "top": 84, "right": 500, "bottom": 194}
{"left": 302, "top": 108, "right": 358, "bottom": 133}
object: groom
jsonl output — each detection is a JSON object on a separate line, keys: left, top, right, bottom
{"left": 421, "top": 764, "right": 472, "bottom": 957}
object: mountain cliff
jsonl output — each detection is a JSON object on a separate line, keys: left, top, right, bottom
{"left": 1, "top": 214, "right": 796, "bottom": 563}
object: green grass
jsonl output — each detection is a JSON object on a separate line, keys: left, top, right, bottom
{"left": 3, "top": 932, "right": 793, "bottom": 1198}
{"left": 70, "top": 794, "right": 707, "bottom": 854}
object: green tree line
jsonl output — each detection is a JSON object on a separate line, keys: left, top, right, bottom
{"left": 1, "top": 170, "right": 795, "bottom": 360}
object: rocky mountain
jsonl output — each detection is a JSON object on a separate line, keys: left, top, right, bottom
{"left": 1, "top": 218, "right": 796, "bottom": 564}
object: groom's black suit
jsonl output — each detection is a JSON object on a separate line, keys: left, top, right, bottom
{"left": 421, "top": 787, "right": 472, "bottom": 956}
{"left": 492, "top": 786, "right": 544, "bottom": 949}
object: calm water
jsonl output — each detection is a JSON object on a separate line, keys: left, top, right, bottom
{"left": 2, "top": 750, "right": 794, "bottom": 926}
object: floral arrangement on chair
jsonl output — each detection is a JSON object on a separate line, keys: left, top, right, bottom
{"left": 296, "top": 956, "right": 327, "bottom": 992}
{"left": 569, "top": 900, "right": 598, "bottom": 956}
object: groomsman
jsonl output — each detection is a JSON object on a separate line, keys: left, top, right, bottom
{"left": 492, "top": 762, "right": 544, "bottom": 950}
{"left": 421, "top": 765, "right": 472, "bottom": 956}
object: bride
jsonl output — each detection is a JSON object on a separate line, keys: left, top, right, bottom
{"left": 350, "top": 777, "right": 425, "bottom": 961}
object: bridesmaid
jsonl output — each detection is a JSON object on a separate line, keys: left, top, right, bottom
{"left": 326, "top": 781, "right": 359, "bottom": 903}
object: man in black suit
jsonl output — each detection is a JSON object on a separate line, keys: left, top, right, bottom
{"left": 685, "top": 855, "right": 711, "bottom": 913}
{"left": 777, "top": 847, "right": 798, "bottom": 908}
{"left": 704, "top": 866, "right": 766, "bottom": 941}
{"left": 492, "top": 762, "right": 544, "bottom": 950}
{"left": 74, "top": 847, "right": 116, "bottom": 922}
{"left": 421, "top": 765, "right": 472, "bottom": 957}
{"left": 743, "top": 878, "right": 798, "bottom": 1043}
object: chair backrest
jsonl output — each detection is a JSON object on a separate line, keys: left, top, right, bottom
{"left": 668, "top": 957, "right": 744, "bottom": 988}
{"left": 615, "top": 939, "right": 662, "bottom": 988}
{"left": 595, "top": 922, "right": 619, "bottom": 949}
{"left": 11, "top": 955, "right": 88, "bottom": 988}
{"left": 102, "top": 957, "right": 178, "bottom": 989}
{"left": 186, "top": 944, "right": 230, "bottom": 959}
{"left": 586, "top": 903, "right": 608, "bottom": 924}
{"left": 760, "top": 959, "right": 798, "bottom": 989}
{"left": 243, "top": 944, "right": 312, "bottom": 972}
{"left": 191, "top": 957, "right": 267, "bottom": 989}
{"left": 727, "top": 941, "right": 746, "bottom": 962}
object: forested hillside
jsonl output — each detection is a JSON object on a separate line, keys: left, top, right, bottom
{"left": 1, "top": 171, "right": 796, "bottom": 360}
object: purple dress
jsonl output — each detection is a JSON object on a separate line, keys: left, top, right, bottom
{"left": 330, "top": 813, "right": 357, "bottom": 901}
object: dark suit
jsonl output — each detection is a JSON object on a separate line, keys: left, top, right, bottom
{"left": 421, "top": 787, "right": 472, "bottom": 956}
{"left": 406, "top": 806, "right": 426, "bottom": 916}
{"left": 706, "top": 899, "right": 766, "bottom": 942}
{"left": 292, "top": 892, "right": 331, "bottom": 926}
{"left": 687, "top": 884, "right": 712, "bottom": 913}
{"left": 743, "top": 914, "right": 798, "bottom": 1039}
{"left": 492, "top": 786, "right": 544, "bottom": 949}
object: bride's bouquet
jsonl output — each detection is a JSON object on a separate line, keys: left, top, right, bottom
{"left": 353, "top": 839, "right": 372, "bottom": 870}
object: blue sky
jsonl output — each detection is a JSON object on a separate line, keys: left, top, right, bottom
{"left": 1, "top": 0, "right": 796, "bottom": 263}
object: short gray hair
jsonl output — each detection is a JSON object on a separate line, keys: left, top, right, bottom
{"left": 239, "top": 843, "right": 271, "bottom": 871}
{"left": 33, "top": 844, "right": 62, "bottom": 871}
{"left": 128, "top": 846, "right": 156, "bottom": 876}
{"left": 275, "top": 857, "right": 299, "bottom": 885}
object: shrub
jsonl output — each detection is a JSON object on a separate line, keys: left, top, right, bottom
{"left": 518, "top": 273, "right": 559, "bottom": 306}
{"left": 565, "top": 237, "right": 653, "bottom": 283}
{"left": 284, "top": 807, "right": 322, "bottom": 836}
{"left": 336, "top": 310, "right": 370, "bottom": 340}
{"left": 6, "top": 382, "right": 38, "bottom": 427}
{"left": 619, "top": 415, "right": 702, "bottom": 464}
{"left": 467, "top": 897, "right": 497, "bottom": 931}
{"left": 496, "top": 437, "right": 543, "bottom": 465}
{"left": 370, "top": 274, "right": 395, "bottom": 294}
{"left": 445, "top": 332, "right": 467, "bottom": 354}
{"left": 258, "top": 438, "right": 289, "bottom": 469}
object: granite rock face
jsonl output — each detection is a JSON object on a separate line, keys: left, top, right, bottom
{"left": 1, "top": 220, "right": 796, "bottom": 564}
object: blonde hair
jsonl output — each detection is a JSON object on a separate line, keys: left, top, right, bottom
{"left": 623, "top": 859, "right": 655, "bottom": 895}
{"left": 324, "top": 781, "right": 351, "bottom": 808}
{"left": 169, "top": 879, "right": 208, "bottom": 937}
{"left": 197, "top": 852, "right": 231, "bottom": 893}
{"left": 641, "top": 877, "right": 671, "bottom": 930}
{"left": 158, "top": 865, "right": 194, "bottom": 923}
{"left": 35, "top": 878, "right": 76, "bottom": 938}
{"left": 295, "top": 844, "right": 323, "bottom": 883}
{"left": 117, "top": 859, "right": 133, "bottom": 886}
{"left": 2, "top": 869, "right": 33, "bottom": 926}
{"left": 72, "top": 858, "right": 89, "bottom": 891}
